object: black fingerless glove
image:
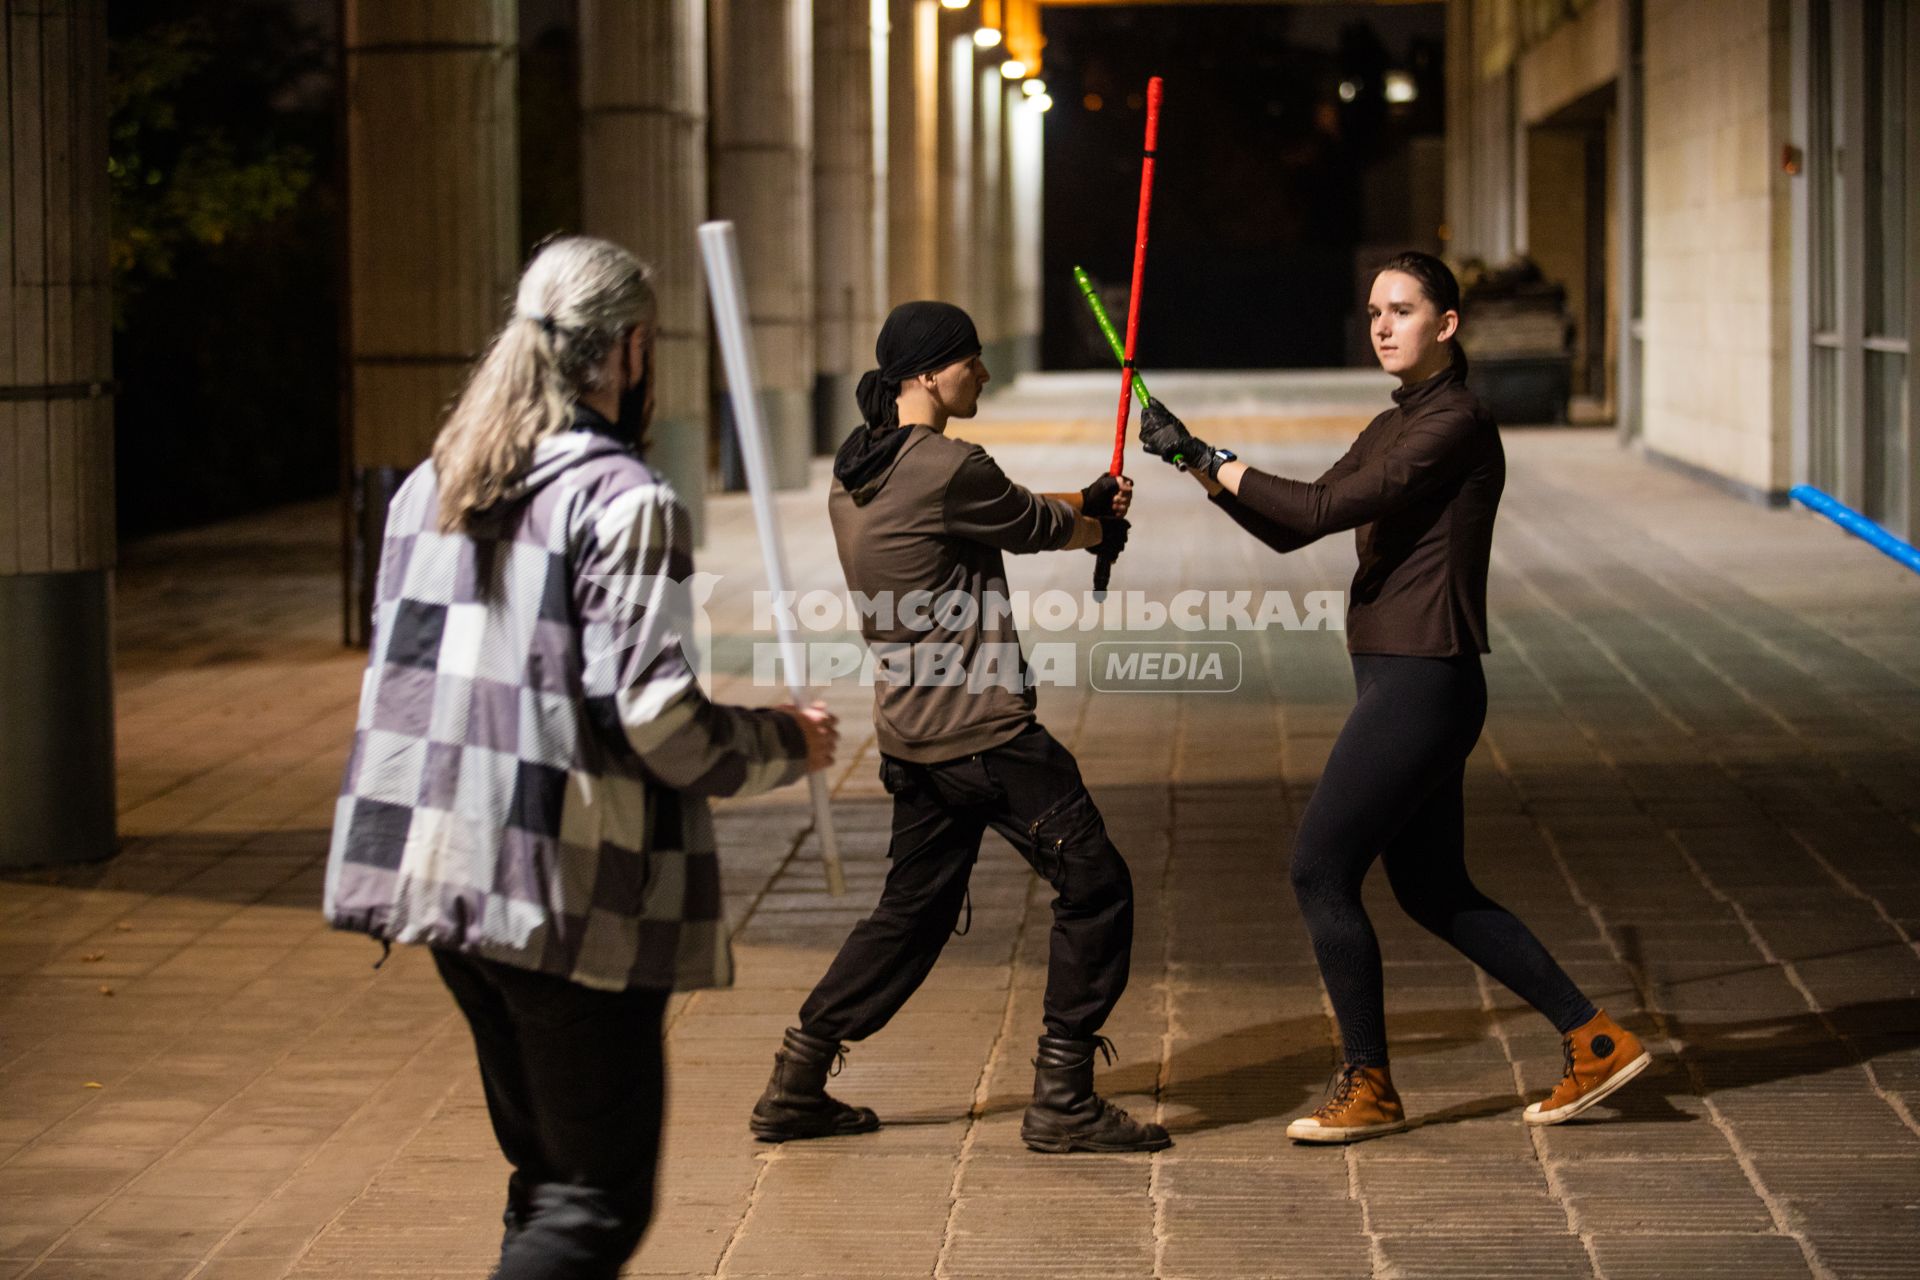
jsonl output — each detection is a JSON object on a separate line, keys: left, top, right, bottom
{"left": 1081, "top": 473, "right": 1122, "bottom": 519}
{"left": 1085, "top": 516, "right": 1130, "bottom": 560}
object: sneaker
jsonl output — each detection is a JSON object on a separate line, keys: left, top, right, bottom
{"left": 1524, "top": 1009, "right": 1652, "bottom": 1125}
{"left": 1286, "top": 1063, "right": 1407, "bottom": 1144}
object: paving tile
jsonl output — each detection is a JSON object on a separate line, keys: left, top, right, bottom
{"left": 1373, "top": 1231, "right": 1592, "bottom": 1277}
{"left": 1586, "top": 1233, "right": 1813, "bottom": 1278}
{"left": 9, "top": 435, "right": 1920, "bottom": 1275}
{"left": 19, "top": 1263, "right": 201, "bottom": 1280}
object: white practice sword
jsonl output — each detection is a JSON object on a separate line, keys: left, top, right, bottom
{"left": 697, "top": 220, "right": 848, "bottom": 897}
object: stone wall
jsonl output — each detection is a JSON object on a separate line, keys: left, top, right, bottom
{"left": 1639, "top": 0, "right": 1792, "bottom": 494}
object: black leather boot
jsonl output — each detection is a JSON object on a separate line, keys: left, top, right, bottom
{"left": 749, "top": 1027, "right": 881, "bottom": 1142}
{"left": 1020, "top": 1035, "right": 1172, "bottom": 1154}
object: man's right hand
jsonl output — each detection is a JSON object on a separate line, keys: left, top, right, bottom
{"left": 776, "top": 701, "right": 839, "bottom": 773}
{"left": 1081, "top": 472, "right": 1134, "bottom": 519}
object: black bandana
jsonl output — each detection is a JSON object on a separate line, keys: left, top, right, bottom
{"left": 853, "top": 301, "right": 982, "bottom": 432}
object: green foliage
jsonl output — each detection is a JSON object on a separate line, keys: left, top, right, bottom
{"left": 107, "top": 9, "right": 324, "bottom": 322}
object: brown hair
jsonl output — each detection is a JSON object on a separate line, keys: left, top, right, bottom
{"left": 1375, "top": 251, "right": 1467, "bottom": 372}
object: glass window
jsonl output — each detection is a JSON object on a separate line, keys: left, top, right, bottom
{"left": 1812, "top": 344, "right": 1842, "bottom": 492}
{"left": 1864, "top": 0, "right": 1908, "bottom": 339}
{"left": 1810, "top": 0, "right": 1839, "bottom": 335}
{"left": 1865, "top": 349, "right": 1907, "bottom": 523}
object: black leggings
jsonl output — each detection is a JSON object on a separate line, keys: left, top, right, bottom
{"left": 1291, "top": 652, "right": 1596, "bottom": 1068}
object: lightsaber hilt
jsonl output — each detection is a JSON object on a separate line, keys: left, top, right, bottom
{"left": 697, "top": 220, "right": 848, "bottom": 898}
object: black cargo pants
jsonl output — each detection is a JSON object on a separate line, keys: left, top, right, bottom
{"left": 798, "top": 723, "right": 1134, "bottom": 1042}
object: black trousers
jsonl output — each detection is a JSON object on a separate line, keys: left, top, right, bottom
{"left": 799, "top": 723, "right": 1134, "bottom": 1043}
{"left": 1290, "top": 653, "right": 1596, "bottom": 1068}
{"left": 433, "top": 950, "right": 670, "bottom": 1280}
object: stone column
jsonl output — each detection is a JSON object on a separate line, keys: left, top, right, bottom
{"left": 579, "top": 0, "right": 709, "bottom": 537}
{"left": 0, "top": 0, "right": 114, "bottom": 867}
{"left": 938, "top": 30, "right": 975, "bottom": 314}
{"left": 974, "top": 63, "right": 1010, "bottom": 375}
{"left": 344, "top": 0, "right": 518, "bottom": 640}
{"left": 710, "top": 0, "right": 813, "bottom": 489}
{"left": 1006, "top": 80, "right": 1044, "bottom": 377}
{"left": 813, "top": 0, "right": 888, "bottom": 448}
{"left": 887, "top": 0, "right": 940, "bottom": 305}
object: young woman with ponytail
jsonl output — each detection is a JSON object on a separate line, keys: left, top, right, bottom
{"left": 1137, "top": 252, "right": 1651, "bottom": 1143}
{"left": 325, "top": 236, "right": 836, "bottom": 1277}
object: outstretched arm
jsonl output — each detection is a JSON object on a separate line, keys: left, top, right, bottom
{"left": 943, "top": 448, "right": 1081, "bottom": 553}
{"left": 1216, "top": 407, "right": 1478, "bottom": 541}
{"left": 1206, "top": 436, "right": 1366, "bottom": 553}
{"left": 1140, "top": 397, "right": 1371, "bottom": 554}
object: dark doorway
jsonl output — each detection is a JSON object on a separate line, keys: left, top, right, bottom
{"left": 1039, "top": 2, "right": 1446, "bottom": 373}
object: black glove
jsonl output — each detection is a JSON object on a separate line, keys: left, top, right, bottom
{"left": 1085, "top": 516, "right": 1130, "bottom": 561}
{"left": 1139, "top": 398, "right": 1216, "bottom": 473}
{"left": 1081, "top": 473, "right": 1123, "bottom": 519}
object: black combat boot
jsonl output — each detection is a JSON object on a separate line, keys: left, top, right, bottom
{"left": 749, "top": 1027, "right": 881, "bottom": 1142}
{"left": 1020, "top": 1035, "right": 1172, "bottom": 1154}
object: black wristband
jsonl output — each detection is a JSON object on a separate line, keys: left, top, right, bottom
{"left": 1200, "top": 445, "right": 1236, "bottom": 482}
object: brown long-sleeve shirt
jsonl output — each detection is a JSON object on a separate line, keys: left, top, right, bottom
{"left": 1210, "top": 363, "right": 1503, "bottom": 656}
{"left": 829, "top": 424, "right": 1078, "bottom": 762}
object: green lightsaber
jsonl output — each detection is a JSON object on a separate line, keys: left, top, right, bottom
{"left": 1075, "top": 265, "right": 1188, "bottom": 468}
{"left": 1073, "top": 265, "right": 1151, "bottom": 407}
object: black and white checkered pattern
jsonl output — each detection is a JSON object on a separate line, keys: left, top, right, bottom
{"left": 324, "top": 428, "right": 807, "bottom": 992}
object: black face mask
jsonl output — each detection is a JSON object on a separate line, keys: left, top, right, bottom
{"left": 613, "top": 339, "right": 652, "bottom": 453}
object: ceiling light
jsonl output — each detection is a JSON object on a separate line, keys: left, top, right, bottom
{"left": 1338, "top": 80, "right": 1358, "bottom": 103}
{"left": 940, "top": 0, "right": 970, "bottom": 10}
{"left": 1384, "top": 71, "right": 1417, "bottom": 104}
{"left": 1000, "top": 59, "right": 1027, "bottom": 80}
{"left": 1022, "top": 78, "right": 1046, "bottom": 98}
{"left": 972, "top": 27, "right": 1001, "bottom": 49}
{"left": 1033, "top": 93, "right": 1053, "bottom": 112}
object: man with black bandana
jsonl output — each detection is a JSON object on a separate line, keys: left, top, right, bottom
{"left": 748, "top": 301, "right": 1169, "bottom": 1155}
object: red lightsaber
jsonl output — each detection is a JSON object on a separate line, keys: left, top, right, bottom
{"left": 1095, "top": 75, "right": 1163, "bottom": 595}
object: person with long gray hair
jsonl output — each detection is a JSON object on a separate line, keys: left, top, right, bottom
{"left": 324, "top": 235, "right": 838, "bottom": 1278}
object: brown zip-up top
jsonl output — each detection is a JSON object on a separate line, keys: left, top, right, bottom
{"left": 1210, "top": 362, "right": 1503, "bottom": 656}
{"left": 829, "top": 424, "right": 1078, "bottom": 762}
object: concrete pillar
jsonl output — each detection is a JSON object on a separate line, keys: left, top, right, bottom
{"left": 813, "top": 0, "right": 889, "bottom": 448}
{"left": 1615, "top": 0, "right": 1643, "bottom": 442}
{"left": 939, "top": 31, "right": 975, "bottom": 314}
{"left": 1444, "top": 0, "right": 1472, "bottom": 255}
{"left": 1444, "top": 0, "right": 1521, "bottom": 264}
{"left": 579, "top": 0, "right": 709, "bottom": 537}
{"left": 1006, "top": 81, "right": 1044, "bottom": 377}
{"left": 0, "top": 0, "right": 114, "bottom": 867}
{"left": 345, "top": 0, "right": 518, "bottom": 640}
{"left": 711, "top": 0, "right": 813, "bottom": 489}
{"left": 974, "top": 64, "right": 1012, "bottom": 375}
{"left": 887, "top": 0, "right": 940, "bottom": 305}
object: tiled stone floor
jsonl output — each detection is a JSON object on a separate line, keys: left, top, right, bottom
{"left": 3, "top": 423, "right": 1917, "bottom": 1278}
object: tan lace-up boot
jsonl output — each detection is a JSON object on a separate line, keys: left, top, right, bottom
{"left": 1524, "top": 1009, "right": 1652, "bottom": 1125}
{"left": 1286, "top": 1064, "right": 1407, "bottom": 1144}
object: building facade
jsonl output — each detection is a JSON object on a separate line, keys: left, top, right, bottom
{"left": 1447, "top": 0, "right": 1915, "bottom": 540}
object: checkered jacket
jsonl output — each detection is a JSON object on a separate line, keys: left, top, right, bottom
{"left": 324, "top": 416, "right": 808, "bottom": 992}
